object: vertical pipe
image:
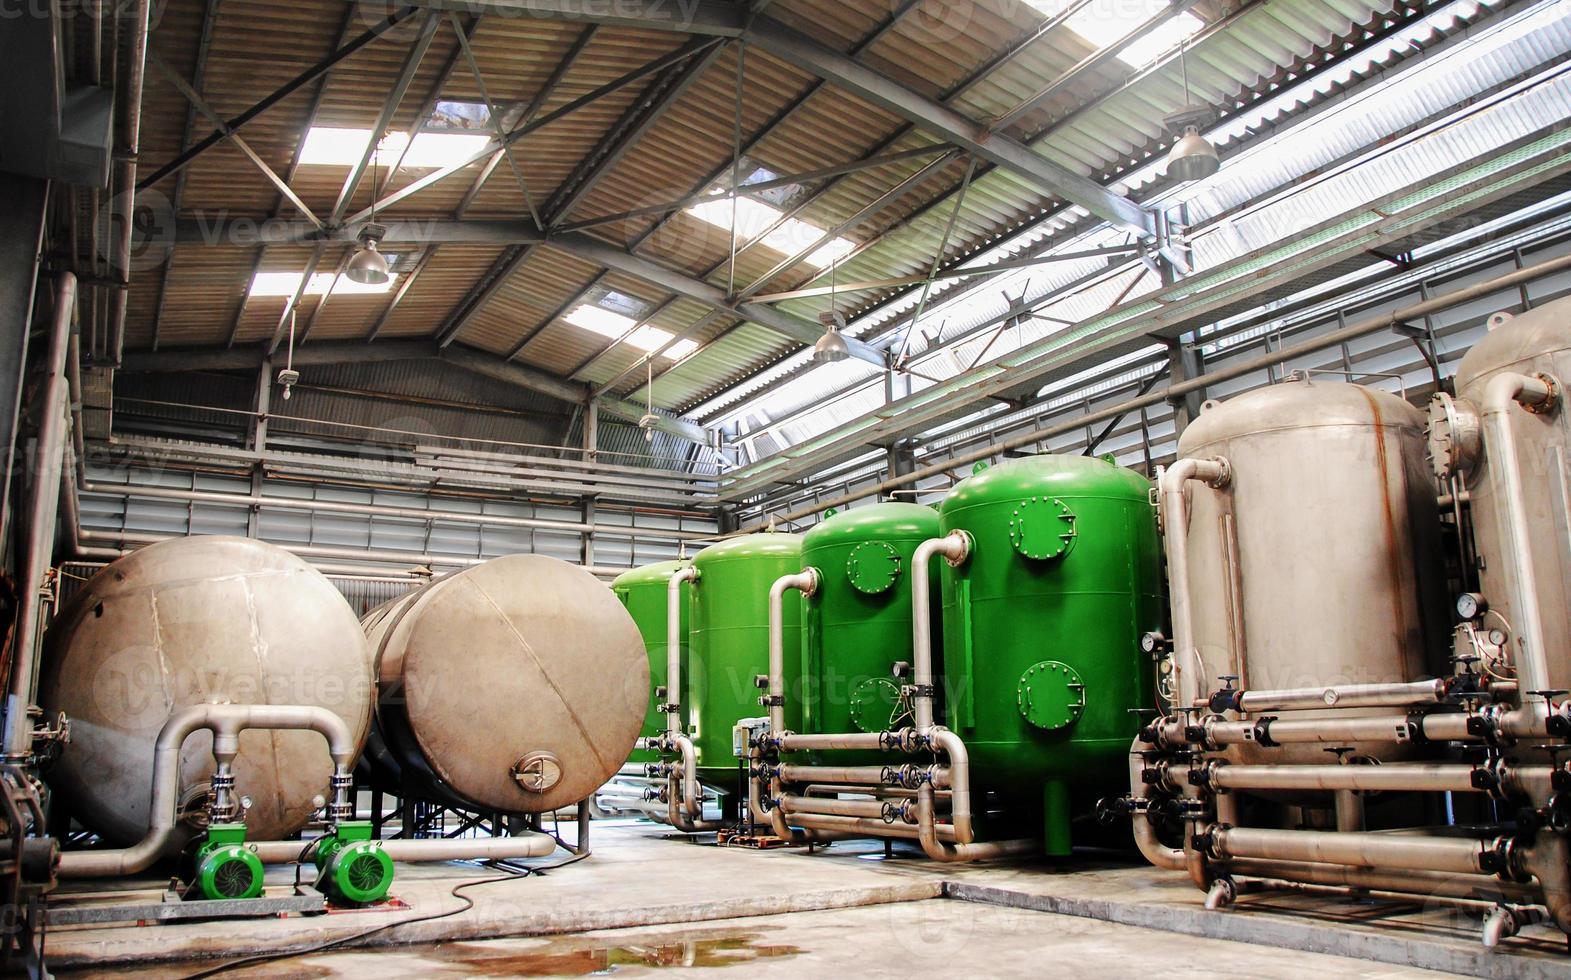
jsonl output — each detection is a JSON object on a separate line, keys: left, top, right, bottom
{"left": 107, "top": 0, "right": 151, "bottom": 365}
{"left": 6, "top": 274, "right": 76, "bottom": 760}
{"left": 766, "top": 569, "right": 817, "bottom": 735}
{"left": 1479, "top": 371, "right": 1559, "bottom": 697}
{"left": 665, "top": 565, "right": 697, "bottom": 738}
{"left": 911, "top": 531, "right": 969, "bottom": 729}
{"left": 1157, "top": 456, "right": 1230, "bottom": 714}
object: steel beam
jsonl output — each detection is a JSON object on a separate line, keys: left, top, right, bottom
{"left": 121, "top": 341, "right": 709, "bottom": 442}
{"left": 172, "top": 217, "right": 546, "bottom": 244}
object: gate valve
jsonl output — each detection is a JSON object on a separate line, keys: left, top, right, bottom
{"left": 1094, "top": 796, "right": 1140, "bottom": 824}
{"left": 642, "top": 786, "right": 667, "bottom": 803}
{"left": 1207, "top": 676, "right": 1243, "bottom": 714}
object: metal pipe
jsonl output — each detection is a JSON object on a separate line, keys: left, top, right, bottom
{"left": 1158, "top": 456, "right": 1230, "bottom": 714}
{"left": 1128, "top": 738, "right": 1185, "bottom": 871}
{"left": 1233, "top": 678, "right": 1449, "bottom": 713}
{"left": 1224, "top": 858, "right": 1537, "bottom": 904}
{"left": 250, "top": 831, "right": 559, "bottom": 865}
{"left": 778, "top": 794, "right": 909, "bottom": 822}
{"left": 767, "top": 569, "right": 818, "bottom": 736}
{"left": 1204, "top": 763, "right": 1489, "bottom": 794}
{"left": 786, "top": 811, "right": 942, "bottom": 841}
{"left": 77, "top": 478, "right": 708, "bottom": 542}
{"left": 912, "top": 532, "right": 969, "bottom": 729}
{"left": 1210, "top": 826, "right": 1501, "bottom": 875}
{"left": 5, "top": 274, "right": 76, "bottom": 760}
{"left": 914, "top": 785, "right": 1036, "bottom": 862}
{"left": 1479, "top": 370, "right": 1561, "bottom": 697}
{"left": 776, "top": 763, "right": 948, "bottom": 788}
{"left": 665, "top": 565, "right": 697, "bottom": 739}
{"left": 777, "top": 732, "right": 888, "bottom": 751}
{"left": 107, "top": 0, "right": 151, "bottom": 364}
{"left": 740, "top": 250, "right": 1571, "bottom": 531}
{"left": 59, "top": 704, "right": 355, "bottom": 877}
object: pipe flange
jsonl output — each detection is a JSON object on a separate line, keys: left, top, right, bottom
{"left": 1523, "top": 373, "right": 1561, "bottom": 415}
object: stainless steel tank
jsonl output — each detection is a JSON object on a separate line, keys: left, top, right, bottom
{"left": 1437, "top": 298, "right": 1571, "bottom": 694}
{"left": 367, "top": 554, "right": 647, "bottom": 814}
{"left": 38, "top": 537, "right": 374, "bottom": 845}
{"left": 1175, "top": 376, "right": 1449, "bottom": 764}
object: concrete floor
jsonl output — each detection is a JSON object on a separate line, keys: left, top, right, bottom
{"left": 43, "top": 821, "right": 1571, "bottom": 979}
{"left": 70, "top": 902, "right": 1449, "bottom": 979}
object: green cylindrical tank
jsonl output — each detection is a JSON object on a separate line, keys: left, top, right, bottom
{"left": 689, "top": 533, "right": 802, "bottom": 790}
{"left": 939, "top": 455, "right": 1162, "bottom": 855}
{"left": 611, "top": 560, "right": 691, "bottom": 766}
{"left": 799, "top": 503, "right": 941, "bottom": 764}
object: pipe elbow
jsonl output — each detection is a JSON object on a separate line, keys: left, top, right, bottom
{"left": 1162, "top": 456, "right": 1230, "bottom": 494}
{"left": 1483, "top": 371, "right": 1558, "bottom": 416}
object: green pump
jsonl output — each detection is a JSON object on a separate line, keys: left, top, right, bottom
{"left": 313, "top": 821, "right": 394, "bottom": 905}
{"left": 190, "top": 823, "right": 264, "bottom": 900}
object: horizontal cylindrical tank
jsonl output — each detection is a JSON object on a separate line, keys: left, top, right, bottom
{"left": 1177, "top": 377, "right": 1448, "bottom": 766}
{"left": 1444, "top": 299, "right": 1571, "bottom": 695}
{"left": 689, "top": 533, "right": 801, "bottom": 789}
{"left": 940, "top": 455, "right": 1163, "bottom": 852}
{"left": 611, "top": 560, "right": 692, "bottom": 765}
{"left": 368, "top": 554, "right": 647, "bottom": 814}
{"left": 799, "top": 503, "right": 940, "bottom": 763}
{"left": 38, "top": 536, "right": 374, "bottom": 846}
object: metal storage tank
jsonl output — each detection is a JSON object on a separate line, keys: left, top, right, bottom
{"left": 689, "top": 533, "right": 801, "bottom": 789}
{"left": 1176, "top": 377, "right": 1449, "bottom": 765}
{"left": 38, "top": 536, "right": 374, "bottom": 847}
{"left": 368, "top": 554, "right": 647, "bottom": 814}
{"left": 611, "top": 560, "right": 692, "bottom": 765}
{"left": 799, "top": 503, "right": 941, "bottom": 764}
{"left": 1438, "top": 301, "right": 1571, "bottom": 696}
{"left": 939, "top": 455, "right": 1162, "bottom": 854}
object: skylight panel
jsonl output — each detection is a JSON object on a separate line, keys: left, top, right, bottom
{"left": 249, "top": 271, "right": 396, "bottom": 297}
{"left": 297, "top": 127, "right": 492, "bottom": 169}
{"left": 1027, "top": 0, "right": 1203, "bottom": 67}
{"left": 564, "top": 306, "right": 699, "bottom": 359}
{"left": 686, "top": 196, "right": 852, "bottom": 269}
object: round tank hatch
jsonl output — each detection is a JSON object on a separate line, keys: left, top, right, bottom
{"left": 846, "top": 541, "right": 902, "bottom": 595}
{"left": 1425, "top": 392, "right": 1481, "bottom": 480}
{"left": 512, "top": 751, "right": 563, "bottom": 794}
{"left": 1008, "top": 497, "right": 1077, "bottom": 561}
{"left": 849, "top": 677, "right": 903, "bottom": 732}
{"left": 1016, "top": 661, "right": 1085, "bottom": 731}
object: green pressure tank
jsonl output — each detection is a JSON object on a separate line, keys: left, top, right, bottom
{"left": 689, "top": 533, "right": 802, "bottom": 790}
{"left": 799, "top": 503, "right": 941, "bottom": 764}
{"left": 939, "top": 455, "right": 1162, "bottom": 856}
{"left": 611, "top": 560, "right": 691, "bottom": 766}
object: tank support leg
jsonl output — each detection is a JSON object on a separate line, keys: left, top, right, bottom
{"left": 1044, "top": 780, "right": 1072, "bottom": 858}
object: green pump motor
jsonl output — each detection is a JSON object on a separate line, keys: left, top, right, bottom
{"left": 313, "top": 821, "right": 394, "bottom": 905}
{"left": 191, "top": 823, "right": 265, "bottom": 900}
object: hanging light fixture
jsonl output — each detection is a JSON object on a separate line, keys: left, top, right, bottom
{"left": 346, "top": 136, "right": 392, "bottom": 285}
{"left": 1163, "top": 41, "right": 1220, "bottom": 183}
{"left": 638, "top": 360, "right": 660, "bottom": 443}
{"left": 813, "top": 257, "right": 850, "bottom": 365}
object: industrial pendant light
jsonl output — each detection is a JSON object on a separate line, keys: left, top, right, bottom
{"left": 813, "top": 258, "right": 850, "bottom": 365}
{"left": 638, "top": 360, "right": 660, "bottom": 443}
{"left": 346, "top": 136, "right": 392, "bottom": 285}
{"left": 1163, "top": 41, "right": 1220, "bottom": 183}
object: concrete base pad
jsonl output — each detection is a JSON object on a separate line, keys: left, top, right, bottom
{"left": 44, "top": 821, "right": 1571, "bottom": 977}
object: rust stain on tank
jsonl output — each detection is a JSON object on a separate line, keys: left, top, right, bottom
{"left": 1356, "top": 387, "right": 1411, "bottom": 657}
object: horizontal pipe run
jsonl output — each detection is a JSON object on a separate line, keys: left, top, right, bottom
{"left": 1224, "top": 858, "right": 1538, "bottom": 904}
{"left": 59, "top": 704, "right": 355, "bottom": 878}
{"left": 1211, "top": 827, "right": 1498, "bottom": 875}
{"left": 776, "top": 764, "right": 949, "bottom": 789}
{"left": 1232, "top": 679, "right": 1449, "bottom": 713}
{"left": 79, "top": 478, "right": 708, "bottom": 542}
{"left": 1205, "top": 763, "right": 1491, "bottom": 794}
{"left": 785, "top": 812, "right": 953, "bottom": 842}
{"left": 778, "top": 794, "right": 911, "bottom": 822}
{"left": 738, "top": 250, "right": 1571, "bottom": 531}
{"left": 250, "top": 831, "right": 559, "bottom": 865}
{"left": 776, "top": 732, "right": 889, "bottom": 751}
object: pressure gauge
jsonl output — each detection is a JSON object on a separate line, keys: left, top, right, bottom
{"left": 1140, "top": 631, "right": 1166, "bottom": 655}
{"left": 1455, "top": 592, "right": 1487, "bottom": 621}
{"left": 1487, "top": 628, "right": 1508, "bottom": 647}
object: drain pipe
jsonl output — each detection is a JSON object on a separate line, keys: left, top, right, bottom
{"left": 1158, "top": 457, "right": 1231, "bottom": 717}
{"left": 1479, "top": 371, "right": 1560, "bottom": 699}
{"left": 1127, "top": 738, "right": 1185, "bottom": 871}
{"left": 59, "top": 703, "right": 355, "bottom": 877}
{"left": 5, "top": 274, "right": 77, "bottom": 761}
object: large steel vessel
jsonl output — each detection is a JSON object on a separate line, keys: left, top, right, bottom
{"left": 798, "top": 503, "right": 941, "bottom": 763}
{"left": 38, "top": 536, "right": 374, "bottom": 846}
{"left": 612, "top": 560, "right": 692, "bottom": 765}
{"left": 689, "top": 533, "right": 802, "bottom": 789}
{"left": 367, "top": 554, "right": 647, "bottom": 814}
{"left": 1441, "top": 300, "right": 1571, "bottom": 694}
{"left": 1176, "top": 377, "right": 1449, "bottom": 765}
{"left": 939, "top": 455, "right": 1162, "bottom": 853}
